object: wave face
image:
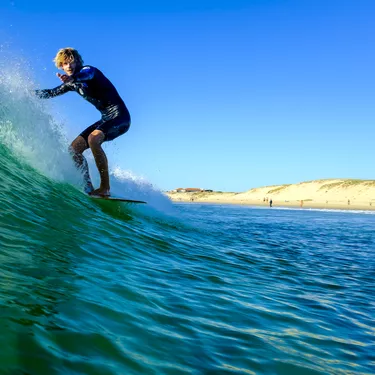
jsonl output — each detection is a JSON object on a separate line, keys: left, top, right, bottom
{"left": 1, "top": 63, "right": 374, "bottom": 375}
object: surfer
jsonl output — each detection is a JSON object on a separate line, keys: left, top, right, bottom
{"left": 34, "top": 47, "right": 130, "bottom": 197}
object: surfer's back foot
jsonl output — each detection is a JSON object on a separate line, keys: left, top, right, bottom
{"left": 89, "top": 188, "right": 110, "bottom": 197}
{"left": 84, "top": 182, "right": 94, "bottom": 194}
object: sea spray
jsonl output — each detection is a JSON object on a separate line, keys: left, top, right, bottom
{"left": 0, "top": 58, "right": 82, "bottom": 186}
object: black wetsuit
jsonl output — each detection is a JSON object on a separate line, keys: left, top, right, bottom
{"left": 35, "top": 65, "right": 131, "bottom": 144}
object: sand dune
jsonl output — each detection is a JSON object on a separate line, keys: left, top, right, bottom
{"left": 166, "top": 179, "right": 375, "bottom": 210}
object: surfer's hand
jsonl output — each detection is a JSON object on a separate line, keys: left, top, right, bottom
{"left": 56, "top": 73, "right": 73, "bottom": 83}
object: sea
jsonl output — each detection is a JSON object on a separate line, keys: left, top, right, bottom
{"left": 1, "top": 63, "right": 374, "bottom": 375}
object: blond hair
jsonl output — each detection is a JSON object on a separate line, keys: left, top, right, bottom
{"left": 53, "top": 47, "right": 84, "bottom": 69}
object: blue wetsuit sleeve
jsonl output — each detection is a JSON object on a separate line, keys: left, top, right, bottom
{"left": 34, "top": 83, "right": 72, "bottom": 99}
{"left": 73, "top": 66, "right": 95, "bottom": 82}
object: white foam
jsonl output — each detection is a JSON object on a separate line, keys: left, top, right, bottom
{"left": 109, "top": 166, "right": 173, "bottom": 212}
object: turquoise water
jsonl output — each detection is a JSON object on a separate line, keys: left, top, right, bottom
{"left": 1, "top": 63, "right": 375, "bottom": 375}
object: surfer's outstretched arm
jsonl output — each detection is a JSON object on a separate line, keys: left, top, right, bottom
{"left": 34, "top": 83, "right": 72, "bottom": 99}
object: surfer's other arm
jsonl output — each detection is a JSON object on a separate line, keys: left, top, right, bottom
{"left": 34, "top": 84, "right": 72, "bottom": 99}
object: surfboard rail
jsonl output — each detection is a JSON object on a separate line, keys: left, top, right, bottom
{"left": 89, "top": 195, "right": 147, "bottom": 204}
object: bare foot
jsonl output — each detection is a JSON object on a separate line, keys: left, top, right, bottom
{"left": 89, "top": 188, "right": 110, "bottom": 197}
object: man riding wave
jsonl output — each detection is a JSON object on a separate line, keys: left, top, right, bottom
{"left": 35, "top": 47, "right": 131, "bottom": 197}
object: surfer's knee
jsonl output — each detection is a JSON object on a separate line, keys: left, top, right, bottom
{"left": 88, "top": 130, "right": 105, "bottom": 148}
{"left": 70, "top": 136, "right": 88, "bottom": 155}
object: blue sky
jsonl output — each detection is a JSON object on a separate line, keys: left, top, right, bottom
{"left": 0, "top": 0, "right": 374, "bottom": 192}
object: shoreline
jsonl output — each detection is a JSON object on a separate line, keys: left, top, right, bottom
{"left": 166, "top": 179, "right": 375, "bottom": 212}
{"left": 168, "top": 197, "right": 375, "bottom": 211}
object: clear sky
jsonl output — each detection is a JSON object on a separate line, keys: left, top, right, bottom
{"left": 0, "top": 0, "right": 374, "bottom": 192}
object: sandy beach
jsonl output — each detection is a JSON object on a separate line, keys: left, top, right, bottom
{"left": 166, "top": 179, "right": 375, "bottom": 211}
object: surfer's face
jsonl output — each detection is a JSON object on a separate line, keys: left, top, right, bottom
{"left": 62, "top": 60, "right": 77, "bottom": 76}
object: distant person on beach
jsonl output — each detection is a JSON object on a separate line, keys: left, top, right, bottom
{"left": 34, "top": 47, "right": 130, "bottom": 197}
{"left": 270, "top": 199, "right": 273, "bottom": 208}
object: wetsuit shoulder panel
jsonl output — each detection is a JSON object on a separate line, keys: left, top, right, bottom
{"left": 74, "top": 66, "right": 96, "bottom": 82}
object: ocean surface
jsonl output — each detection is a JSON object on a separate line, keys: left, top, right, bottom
{"left": 1, "top": 63, "right": 375, "bottom": 375}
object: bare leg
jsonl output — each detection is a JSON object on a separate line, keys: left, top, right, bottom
{"left": 88, "top": 130, "right": 110, "bottom": 196}
{"left": 70, "top": 136, "right": 94, "bottom": 193}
